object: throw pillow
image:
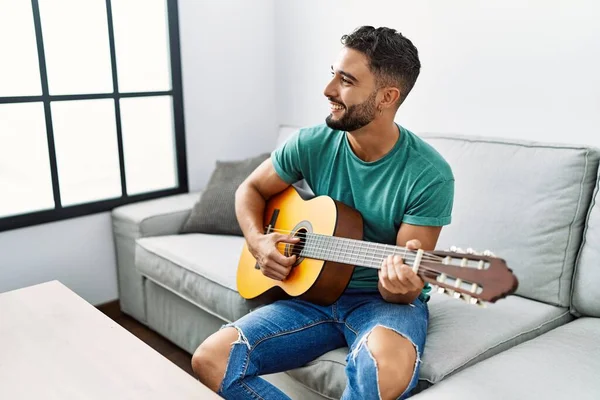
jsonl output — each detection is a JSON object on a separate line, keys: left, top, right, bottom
{"left": 181, "top": 153, "right": 271, "bottom": 236}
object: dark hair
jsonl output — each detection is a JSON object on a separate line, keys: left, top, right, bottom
{"left": 341, "top": 26, "right": 420, "bottom": 106}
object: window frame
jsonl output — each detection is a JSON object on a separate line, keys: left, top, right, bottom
{"left": 0, "top": 0, "right": 188, "bottom": 232}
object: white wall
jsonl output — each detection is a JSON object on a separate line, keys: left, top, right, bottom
{"left": 0, "top": 0, "right": 277, "bottom": 304}
{"left": 180, "top": 0, "right": 278, "bottom": 191}
{"left": 0, "top": 213, "right": 118, "bottom": 305}
{"left": 275, "top": 0, "right": 600, "bottom": 146}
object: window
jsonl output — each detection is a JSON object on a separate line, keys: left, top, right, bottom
{"left": 0, "top": 0, "right": 187, "bottom": 231}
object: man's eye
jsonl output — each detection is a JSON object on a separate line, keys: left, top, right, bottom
{"left": 341, "top": 77, "right": 351, "bottom": 84}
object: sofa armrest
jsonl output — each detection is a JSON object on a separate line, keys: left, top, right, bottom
{"left": 111, "top": 191, "right": 200, "bottom": 322}
{"left": 112, "top": 191, "right": 201, "bottom": 237}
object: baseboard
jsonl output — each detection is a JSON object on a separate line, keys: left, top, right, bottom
{"left": 97, "top": 299, "right": 122, "bottom": 320}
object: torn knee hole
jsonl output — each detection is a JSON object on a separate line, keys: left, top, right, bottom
{"left": 353, "top": 326, "right": 420, "bottom": 366}
{"left": 231, "top": 326, "right": 251, "bottom": 349}
{"left": 351, "top": 329, "right": 373, "bottom": 361}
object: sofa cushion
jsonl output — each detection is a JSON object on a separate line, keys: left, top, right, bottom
{"left": 286, "top": 293, "right": 571, "bottom": 399}
{"left": 572, "top": 171, "right": 600, "bottom": 318}
{"left": 409, "top": 317, "right": 600, "bottom": 400}
{"left": 135, "top": 234, "right": 256, "bottom": 322}
{"left": 181, "top": 153, "right": 270, "bottom": 236}
{"left": 422, "top": 135, "right": 600, "bottom": 307}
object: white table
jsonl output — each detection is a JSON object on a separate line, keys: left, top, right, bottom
{"left": 0, "top": 280, "right": 220, "bottom": 399}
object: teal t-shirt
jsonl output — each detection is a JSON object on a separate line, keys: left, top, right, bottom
{"left": 271, "top": 123, "right": 454, "bottom": 297}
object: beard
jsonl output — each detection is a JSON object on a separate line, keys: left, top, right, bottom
{"left": 325, "top": 90, "right": 378, "bottom": 132}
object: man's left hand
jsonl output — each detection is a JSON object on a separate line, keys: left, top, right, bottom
{"left": 378, "top": 239, "right": 425, "bottom": 295}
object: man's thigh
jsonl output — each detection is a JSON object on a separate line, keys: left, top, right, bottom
{"left": 224, "top": 298, "right": 346, "bottom": 375}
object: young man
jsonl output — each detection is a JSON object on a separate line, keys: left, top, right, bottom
{"left": 192, "top": 26, "right": 454, "bottom": 400}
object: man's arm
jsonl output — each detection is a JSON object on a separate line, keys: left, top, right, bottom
{"left": 378, "top": 224, "right": 442, "bottom": 304}
{"left": 236, "top": 158, "right": 289, "bottom": 238}
{"left": 235, "top": 158, "right": 299, "bottom": 281}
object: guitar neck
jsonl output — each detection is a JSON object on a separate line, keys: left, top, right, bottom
{"left": 299, "top": 234, "right": 407, "bottom": 269}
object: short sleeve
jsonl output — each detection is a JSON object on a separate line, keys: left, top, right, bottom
{"left": 271, "top": 131, "right": 304, "bottom": 184}
{"left": 402, "top": 179, "right": 454, "bottom": 226}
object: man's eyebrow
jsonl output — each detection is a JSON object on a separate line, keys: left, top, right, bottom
{"left": 330, "top": 65, "right": 359, "bottom": 83}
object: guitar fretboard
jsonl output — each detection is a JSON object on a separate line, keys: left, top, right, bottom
{"left": 298, "top": 234, "right": 409, "bottom": 269}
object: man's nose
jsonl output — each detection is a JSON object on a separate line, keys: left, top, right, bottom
{"left": 323, "top": 78, "right": 338, "bottom": 99}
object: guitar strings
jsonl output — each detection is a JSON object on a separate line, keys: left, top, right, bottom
{"left": 275, "top": 244, "right": 448, "bottom": 272}
{"left": 267, "top": 227, "right": 445, "bottom": 262}
{"left": 287, "top": 242, "right": 444, "bottom": 263}
{"left": 268, "top": 227, "right": 445, "bottom": 262}
{"left": 273, "top": 241, "right": 451, "bottom": 281}
{"left": 278, "top": 242, "right": 443, "bottom": 266}
{"left": 272, "top": 240, "right": 449, "bottom": 268}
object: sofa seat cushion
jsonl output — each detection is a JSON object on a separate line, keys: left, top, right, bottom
{"left": 410, "top": 317, "right": 600, "bottom": 400}
{"left": 135, "top": 234, "right": 254, "bottom": 322}
{"left": 286, "top": 293, "right": 572, "bottom": 399}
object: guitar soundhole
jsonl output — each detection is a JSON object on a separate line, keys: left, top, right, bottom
{"left": 286, "top": 227, "right": 309, "bottom": 267}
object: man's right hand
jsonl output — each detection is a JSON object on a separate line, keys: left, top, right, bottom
{"left": 248, "top": 233, "right": 300, "bottom": 281}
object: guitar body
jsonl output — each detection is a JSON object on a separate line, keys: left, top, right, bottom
{"left": 237, "top": 186, "right": 364, "bottom": 305}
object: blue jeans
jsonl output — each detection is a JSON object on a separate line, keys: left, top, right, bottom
{"left": 218, "top": 289, "right": 429, "bottom": 400}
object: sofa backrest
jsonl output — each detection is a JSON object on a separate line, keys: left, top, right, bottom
{"left": 422, "top": 135, "right": 600, "bottom": 307}
{"left": 571, "top": 170, "right": 600, "bottom": 317}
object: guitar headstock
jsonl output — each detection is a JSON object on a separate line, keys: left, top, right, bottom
{"left": 420, "top": 246, "right": 518, "bottom": 307}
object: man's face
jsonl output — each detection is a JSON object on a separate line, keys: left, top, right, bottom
{"left": 324, "top": 47, "right": 379, "bottom": 132}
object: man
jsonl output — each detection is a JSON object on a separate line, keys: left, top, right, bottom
{"left": 192, "top": 26, "right": 454, "bottom": 399}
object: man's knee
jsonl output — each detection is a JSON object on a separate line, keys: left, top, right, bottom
{"left": 191, "top": 327, "right": 239, "bottom": 392}
{"left": 366, "top": 326, "right": 418, "bottom": 399}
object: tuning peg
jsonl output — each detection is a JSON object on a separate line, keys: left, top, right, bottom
{"left": 456, "top": 247, "right": 465, "bottom": 254}
{"left": 469, "top": 298, "right": 487, "bottom": 308}
{"left": 453, "top": 292, "right": 462, "bottom": 299}
{"left": 449, "top": 246, "right": 458, "bottom": 253}
{"left": 483, "top": 250, "right": 495, "bottom": 257}
{"left": 469, "top": 299, "right": 487, "bottom": 308}
{"left": 466, "top": 247, "right": 475, "bottom": 254}
{"left": 437, "top": 287, "right": 446, "bottom": 294}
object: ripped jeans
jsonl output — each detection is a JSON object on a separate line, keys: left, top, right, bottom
{"left": 218, "top": 288, "right": 429, "bottom": 400}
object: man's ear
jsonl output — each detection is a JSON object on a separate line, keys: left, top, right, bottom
{"left": 379, "top": 87, "right": 401, "bottom": 110}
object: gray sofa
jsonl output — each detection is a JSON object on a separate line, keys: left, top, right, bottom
{"left": 112, "top": 128, "right": 600, "bottom": 399}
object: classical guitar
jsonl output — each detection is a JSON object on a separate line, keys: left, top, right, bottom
{"left": 237, "top": 186, "right": 518, "bottom": 306}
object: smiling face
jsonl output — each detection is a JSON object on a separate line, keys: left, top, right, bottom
{"left": 324, "top": 47, "right": 380, "bottom": 132}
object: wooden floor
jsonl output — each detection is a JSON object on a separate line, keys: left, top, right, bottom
{"left": 98, "top": 301, "right": 195, "bottom": 377}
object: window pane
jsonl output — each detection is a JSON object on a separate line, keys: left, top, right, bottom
{"left": 120, "top": 96, "right": 177, "bottom": 195}
{"left": 0, "top": 103, "right": 54, "bottom": 218}
{"left": 51, "top": 99, "right": 121, "bottom": 206}
{"left": 38, "top": 0, "right": 113, "bottom": 95}
{"left": 0, "top": 0, "right": 42, "bottom": 96}
{"left": 111, "top": 0, "right": 171, "bottom": 92}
